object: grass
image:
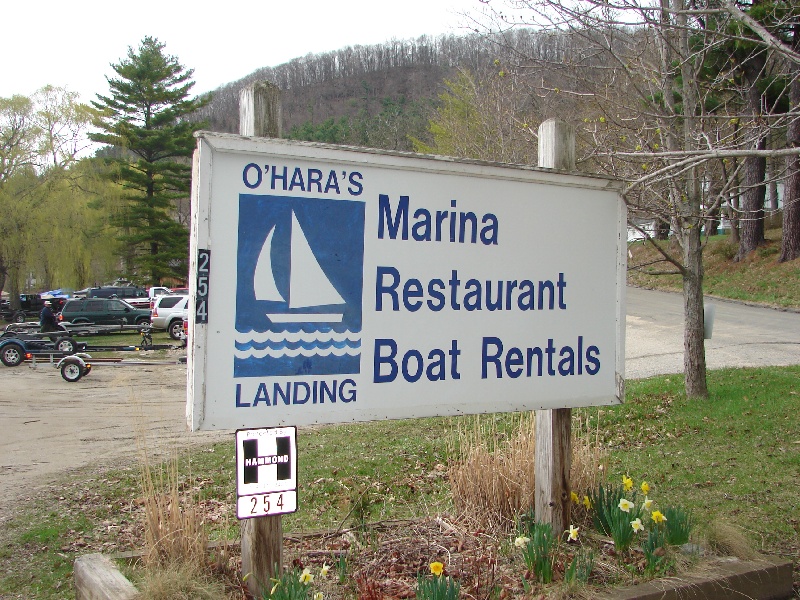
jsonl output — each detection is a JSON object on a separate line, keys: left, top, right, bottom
{"left": 627, "top": 228, "right": 800, "bottom": 309}
{"left": 577, "top": 367, "right": 800, "bottom": 559}
{"left": 0, "top": 366, "right": 797, "bottom": 598}
{"left": 71, "top": 328, "right": 183, "bottom": 359}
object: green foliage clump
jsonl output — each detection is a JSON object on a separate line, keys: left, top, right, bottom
{"left": 517, "top": 521, "right": 555, "bottom": 583}
{"left": 664, "top": 506, "right": 693, "bottom": 546}
{"left": 415, "top": 570, "right": 460, "bottom": 600}
{"left": 565, "top": 548, "right": 594, "bottom": 584}
{"left": 258, "top": 568, "right": 313, "bottom": 600}
{"left": 589, "top": 483, "right": 643, "bottom": 552}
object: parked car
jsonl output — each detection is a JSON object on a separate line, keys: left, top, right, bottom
{"left": 59, "top": 298, "right": 151, "bottom": 326}
{"left": 150, "top": 294, "right": 189, "bottom": 339}
{"left": 75, "top": 285, "right": 173, "bottom": 309}
{"left": 1, "top": 294, "right": 66, "bottom": 323}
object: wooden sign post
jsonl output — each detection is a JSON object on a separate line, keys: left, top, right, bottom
{"left": 534, "top": 119, "right": 575, "bottom": 535}
{"left": 238, "top": 81, "right": 284, "bottom": 597}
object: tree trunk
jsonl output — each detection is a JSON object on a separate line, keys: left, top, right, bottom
{"left": 781, "top": 105, "right": 800, "bottom": 262}
{"left": 683, "top": 224, "right": 708, "bottom": 398}
{"left": 0, "top": 255, "right": 6, "bottom": 299}
{"left": 8, "top": 265, "right": 21, "bottom": 310}
{"left": 727, "top": 191, "right": 740, "bottom": 245}
{"left": 736, "top": 140, "right": 767, "bottom": 260}
{"left": 675, "top": 0, "right": 708, "bottom": 399}
{"left": 735, "top": 58, "right": 767, "bottom": 261}
{"left": 654, "top": 219, "right": 670, "bottom": 240}
{"left": 779, "top": 30, "right": 800, "bottom": 263}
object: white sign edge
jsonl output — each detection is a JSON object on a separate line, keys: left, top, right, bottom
{"left": 187, "top": 133, "right": 627, "bottom": 431}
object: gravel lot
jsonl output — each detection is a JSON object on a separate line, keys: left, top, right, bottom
{"left": 1, "top": 287, "right": 798, "bottom": 524}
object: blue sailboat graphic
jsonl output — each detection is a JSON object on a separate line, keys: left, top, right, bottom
{"left": 254, "top": 210, "right": 346, "bottom": 324}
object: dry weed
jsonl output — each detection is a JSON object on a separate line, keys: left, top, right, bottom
{"left": 448, "top": 412, "right": 607, "bottom": 531}
{"left": 139, "top": 449, "right": 209, "bottom": 568}
{"left": 135, "top": 561, "right": 227, "bottom": 600}
{"left": 702, "top": 520, "right": 760, "bottom": 560}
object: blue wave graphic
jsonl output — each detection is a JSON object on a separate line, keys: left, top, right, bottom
{"left": 236, "top": 339, "right": 362, "bottom": 351}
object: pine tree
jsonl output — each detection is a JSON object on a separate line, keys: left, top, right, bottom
{"left": 90, "top": 36, "right": 209, "bottom": 284}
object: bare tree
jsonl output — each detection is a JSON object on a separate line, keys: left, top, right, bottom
{"left": 468, "top": 0, "right": 800, "bottom": 398}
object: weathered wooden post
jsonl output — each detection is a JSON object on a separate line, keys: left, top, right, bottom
{"left": 239, "top": 81, "right": 282, "bottom": 138}
{"left": 534, "top": 119, "right": 575, "bottom": 535}
{"left": 238, "top": 80, "right": 283, "bottom": 597}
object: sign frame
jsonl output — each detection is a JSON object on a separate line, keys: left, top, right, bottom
{"left": 187, "top": 132, "right": 626, "bottom": 431}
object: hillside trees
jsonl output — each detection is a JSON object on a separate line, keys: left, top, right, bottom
{"left": 287, "top": 95, "right": 435, "bottom": 151}
{"left": 91, "top": 36, "right": 209, "bottom": 285}
{"left": 413, "top": 68, "right": 540, "bottom": 163}
{"left": 194, "top": 34, "right": 495, "bottom": 136}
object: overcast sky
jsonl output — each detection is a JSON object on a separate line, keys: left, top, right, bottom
{"left": 2, "top": 0, "right": 481, "bottom": 104}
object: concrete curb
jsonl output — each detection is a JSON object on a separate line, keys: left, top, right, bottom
{"left": 596, "top": 556, "right": 794, "bottom": 600}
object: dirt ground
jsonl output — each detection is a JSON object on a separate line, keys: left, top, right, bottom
{"left": 0, "top": 356, "right": 226, "bottom": 526}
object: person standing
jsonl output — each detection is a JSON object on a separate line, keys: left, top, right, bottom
{"left": 40, "top": 301, "right": 59, "bottom": 332}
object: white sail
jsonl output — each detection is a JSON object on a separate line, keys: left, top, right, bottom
{"left": 255, "top": 211, "right": 346, "bottom": 323}
{"left": 289, "top": 212, "right": 345, "bottom": 308}
{"left": 253, "top": 225, "right": 284, "bottom": 302}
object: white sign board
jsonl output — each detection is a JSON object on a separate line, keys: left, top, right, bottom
{"left": 188, "top": 133, "right": 626, "bottom": 431}
{"left": 235, "top": 426, "right": 298, "bottom": 519}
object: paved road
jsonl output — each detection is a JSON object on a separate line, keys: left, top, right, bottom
{"left": 1, "top": 287, "right": 798, "bottom": 522}
{"left": 626, "top": 287, "right": 800, "bottom": 378}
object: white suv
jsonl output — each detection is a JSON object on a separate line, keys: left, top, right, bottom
{"left": 150, "top": 295, "right": 189, "bottom": 339}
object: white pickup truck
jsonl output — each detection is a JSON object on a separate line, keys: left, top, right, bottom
{"left": 73, "top": 286, "right": 172, "bottom": 309}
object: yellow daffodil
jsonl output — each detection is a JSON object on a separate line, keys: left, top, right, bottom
{"left": 567, "top": 525, "right": 579, "bottom": 541}
{"left": 619, "top": 498, "right": 634, "bottom": 512}
{"left": 651, "top": 510, "right": 667, "bottom": 524}
{"left": 430, "top": 561, "right": 445, "bottom": 576}
{"left": 622, "top": 475, "right": 633, "bottom": 492}
{"left": 514, "top": 536, "right": 531, "bottom": 548}
{"left": 320, "top": 563, "right": 330, "bottom": 577}
{"left": 631, "top": 518, "right": 644, "bottom": 532}
{"left": 571, "top": 491, "right": 580, "bottom": 504}
{"left": 299, "top": 568, "right": 314, "bottom": 584}
{"left": 313, "top": 593, "right": 324, "bottom": 600}
{"left": 270, "top": 581, "right": 281, "bottom": 595}
{"left": 641, "top": 481, "right": 650, "bottom": 495}
{"left": 583, "top": 495, "right": 592, "bottom": 509}
{"left": 643, "top": 496, "right": 653, "bottom": 511}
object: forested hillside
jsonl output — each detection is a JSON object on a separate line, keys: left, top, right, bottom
{"left": 195, "top": 33, "right": 506, "bottom": 144}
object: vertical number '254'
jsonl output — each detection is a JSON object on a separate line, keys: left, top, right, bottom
{"left": 196, "top": 249, "right": 210, "bottom": 323}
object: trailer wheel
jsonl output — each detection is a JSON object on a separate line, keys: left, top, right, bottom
{"left": 54, "top": 337, "right": 77, "bottom": 354}
{"left": 1, "top": 343, "right": 25, "bottom": 367}
{"left": 61, "top": 360, "right": 84, "bottom": 382}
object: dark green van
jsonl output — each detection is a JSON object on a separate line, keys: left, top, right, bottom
{"left": 59, "top": 298, "right": 151, "bottom": 326}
